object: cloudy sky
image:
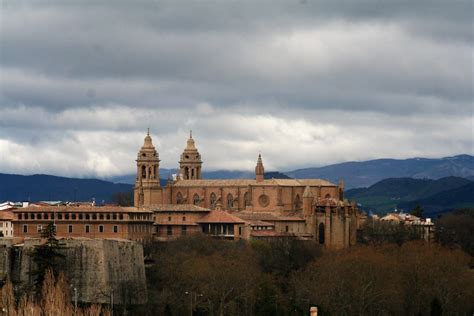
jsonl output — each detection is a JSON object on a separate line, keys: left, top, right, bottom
{"left": 0, "top": 0, "right": 472, "bottom": 178}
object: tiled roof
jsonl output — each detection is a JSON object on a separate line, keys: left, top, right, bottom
{"left": 16, "top": 206, "right": 152, "bottom": 213}
{"left": 172, "top": 178, "right": 336, "bottom": 187}
{"left": 232, "top": 211, "right": 305, "bottom": 222}
{"left": 196, "top": 210, "right": 246, "bottom": 224}
{"left": 149, "top": 204, "right": 210, "bottom": 212}
{"left": 0, "top": 211, "right": 14, "bottom": 220}
{"left": 250, "top": 230, "right": 294, "bottom": 237}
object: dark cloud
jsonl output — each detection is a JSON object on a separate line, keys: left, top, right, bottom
{"left": 0, "top": 0, "right": 472, "bottom": 177}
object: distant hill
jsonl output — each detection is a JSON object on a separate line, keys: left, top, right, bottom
{"left": 398, "top": 182, "right": 474, "bottom": 216}
{"left": 345, "top": 176, "right": 473, "bottom": 215}
{"left": 0, "top": 173, "right": 133, "bottom": 203}
{"left": 286, "top": 155, "right": 474, "bottom": 189}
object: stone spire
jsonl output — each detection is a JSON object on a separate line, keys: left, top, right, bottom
{"left": 179, "top": 131, "right": 203, "bottom": 180}
{"left": 134, "top": 130, "right": 161, "bottom": 206}
{"left": 255, "top": 154, "right": 265, "bottom": 182}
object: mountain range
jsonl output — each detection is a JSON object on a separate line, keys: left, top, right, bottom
{"left": 0, "top": 173, "right": 133, "bottom": 204}
{"left": 285, "top": 154, "right": 474, "bottom": 189}
{"left": 106, "top": 155, "right": 474, "bottom": 189}
{"left": 345, "top": 176, "right": 474, "bottom": 216}
{"left": 1, "top": 155, "right": 473, "bottom": 213}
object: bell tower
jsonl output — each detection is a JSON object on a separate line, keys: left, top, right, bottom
{"left": 134, "top": 129, "right": 161, "bottom": 207}
{"left": 179, "top": 131, "right": 203, "bottom": 180}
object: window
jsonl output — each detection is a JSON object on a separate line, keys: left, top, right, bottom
{"left": 106, "top": 214, "right": 111, "bottom": 220}
{"left": 181, "top": 226, "right": 187, "bottom": 236}
{"left": 58, "top": 214, "right": 62, "bottom": 220}
{"left": 85, "top": 225, "right": 90, "bottom": 233}
{"left": 79, "top": 214, "right": 83, "bottom": 220}
{"left": 244, "top": 192, "right": 250, "bottom": 207}
{"left": 176, "top": 192, "right": 184, "bottom": 204}
{"left": 294, "top": 194, "right": 302, "bottom": 210}
{"left": 68, "top": 225, "right": 73, "bottom": 233}
{"left": 99, "top": 214, "right": 104, "bottom": 220}
{"left": 182, "top": 216, "right": 186, "bottom": 222}
{"left": 99, "top": 225, "right": 104, "bottom": 233}
{"left": 37, "top": 225, "right": 42, "bottom": 233}
{"left": 210, "top": 193, "right": 217, "bottom": 208}
{"left": 65, "top": 213, "right": 69, "bottom": 220}
{"left": 119, "top": 214, "right": 123, "bottom": 220}
{"left": 25, "top": 213, "right": 28, "bottom": 220}
{"left": 92, "top": 214, "right": 97, "bottom": 220}
{"left": 31, "top": 214, "right": 35, "bottom": 220}
{"left": 286, "top": 225, "right": 289, "bottom": 232}
{"left": 113, "top": 214, "right": 117, "bottom": 220}
{"left": 167, "top": 225, "right": 172, "bottom": 236}
{"left": 239, "top": 227, "right": 242, "bottom": 235}
{"left": 72, "top": 214, "right": 76, "bottom": 220}
{"left": 23, "top": 225, "right": 28, "bottom": 233}
{"left": 113, "top": 225, "right": 118, "bottom": 233}
{"left": 18, "top": 214, "right": 22, "bottom": 220}
{"left": 86, "top": 214, "right": 90, "bottom": 220}
{"left": 168, "top": 216, "right": 172, "bottom": 221}
{"left": 44, "top": 213, "right": 49, "bottom": 220}
{"left": 325, "top": 193, "right": 331, "bottom": 199}
{"left": 193, "top": 194, "right": 200, "bottom": 205}
{"left": 227, "top": 194, "right": 234, "bottom": 209}
{"left": 37, "top": 213, "right": 42, "bottom": 220}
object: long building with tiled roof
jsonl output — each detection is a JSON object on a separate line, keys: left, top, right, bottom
{"left": 134, "top": 131, "right": 363, "bottom": 248}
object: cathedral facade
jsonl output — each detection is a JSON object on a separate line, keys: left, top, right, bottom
{"left": 134, "top": 131, "right": 362, "bottom": 249}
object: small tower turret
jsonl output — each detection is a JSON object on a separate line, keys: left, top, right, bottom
{"left": 179, "top": 131, "right": 203, "bottom": 180}
{"left": 255, "top": 154, "right": 265, "bottom": 182}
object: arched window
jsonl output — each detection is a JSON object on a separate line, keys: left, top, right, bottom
{"left": 210, "top": 193, "right": 217, "bottom": 208}
{"left": 141, "top": 165, "right": 146, "bottom": 179}
{"left": 294, "top": 194, "right": 302, "bottom": 210}
{"left": 325, "top": 193, "right": 331, "bottom": 199}
{"left": 177, "top": 192, "right": 184, "bottom": 204}
{"left": 244, "top": 192, "right": 250, "bottom": 207}
{"left": 149, "top": 167, "right": 153, "bottom": 179}
{"left": 193, "top": 194, "right": 200, "bottom": 205}
{"left": 318, "top": 223, "right": 325, "bottom": 245}
{"left": 227, "top": 194, "right": 234, "bottom": 209}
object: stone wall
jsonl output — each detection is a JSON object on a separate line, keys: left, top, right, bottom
{"left": 0, "top": 238, "right": 147, "bottom": 305}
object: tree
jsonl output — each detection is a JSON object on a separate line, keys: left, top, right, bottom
{"left": 31, "top": 222, "right": 66, "bottom": 295}
{"left": 410, "top": 205, "right": 424, "bottom": 218}
{"left": 111, "top": 191, "right": 134, "bottom": 206}
{"left": 435, "top": 208, "right": 474, "bottom": 256}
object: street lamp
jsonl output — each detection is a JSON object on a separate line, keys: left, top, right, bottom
{"left": 185, "top": 291, "right": 204, "bottom": 316}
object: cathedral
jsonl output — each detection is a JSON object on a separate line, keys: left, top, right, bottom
{"left": 134, "top": 131, "right": 362, "bottom": 249}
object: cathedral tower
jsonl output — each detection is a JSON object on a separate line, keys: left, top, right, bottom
{"left": 255, "top": 154, "right": 265, "bottom": 182}
{"left": 134, "top": 129, "right": 161, "bottom": 207}
{"left": 179, "top": 131, "right": 203, "bottom": 180}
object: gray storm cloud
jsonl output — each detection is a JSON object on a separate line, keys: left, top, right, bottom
{"left": 0, "top": 0, "right": 472, "bottom": 177}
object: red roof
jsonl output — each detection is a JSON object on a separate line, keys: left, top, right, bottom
{"left": 196, "top": 210, "right": 246, "bottom": 224}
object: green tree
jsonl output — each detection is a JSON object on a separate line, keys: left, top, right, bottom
{"left": 31, "top": 222, "right": 66, "bottom": 295}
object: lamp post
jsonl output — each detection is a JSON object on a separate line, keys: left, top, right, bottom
{"left": 185, "top": 291, "right": 203, "bottom": 316}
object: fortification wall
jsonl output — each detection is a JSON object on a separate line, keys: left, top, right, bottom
{"left": 0, "top": 238, "right": 147, "bottom": 304}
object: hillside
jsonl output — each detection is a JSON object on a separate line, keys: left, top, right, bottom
{"left": 0, "top": 173, "right": 133, "bottom": 203}
{"left": 345, "top": 176, "right": 473, "bottom": 215}
{"left": 286, "top": 155, "right": 474, "bottom": 189}
{"left": 398, "top": 182, "right": 474, "bottom": 216}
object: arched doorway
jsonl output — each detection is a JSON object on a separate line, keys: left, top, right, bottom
{"left": 318, "top": 223, "right": 325, "bottom": 245}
